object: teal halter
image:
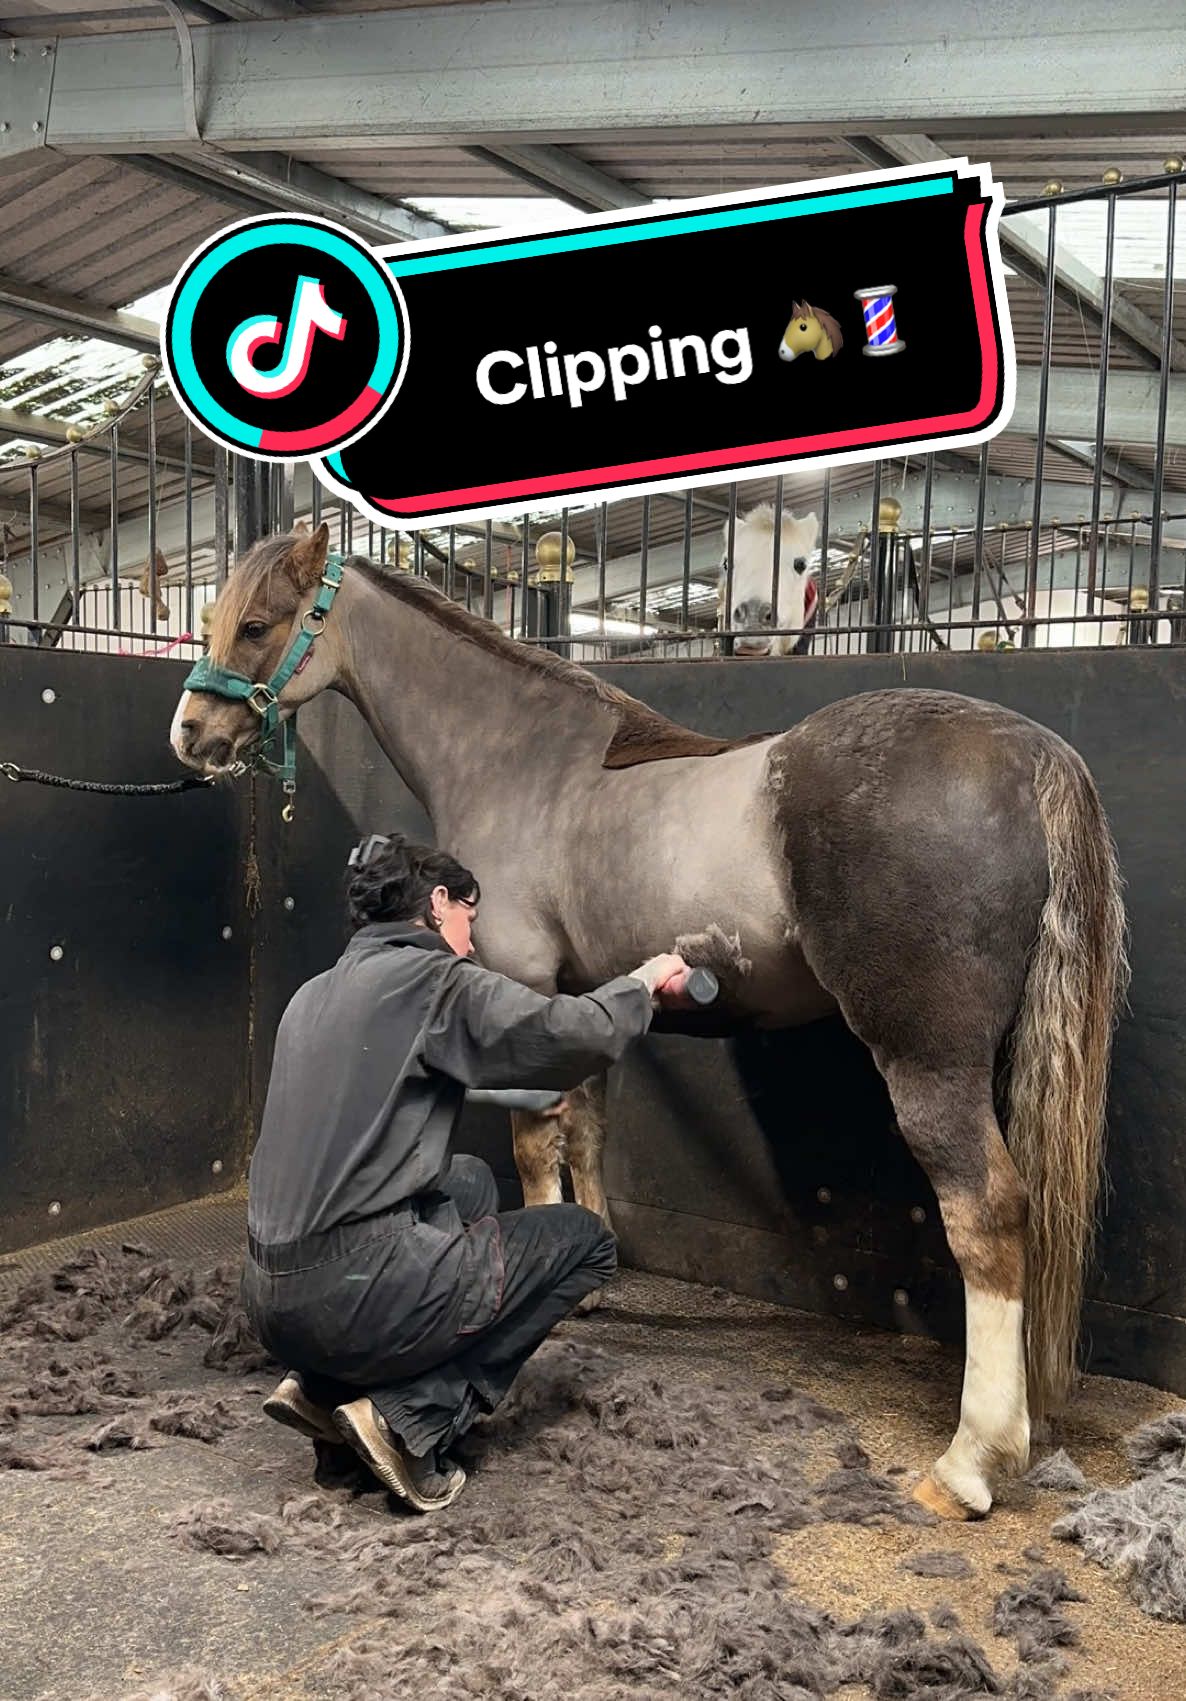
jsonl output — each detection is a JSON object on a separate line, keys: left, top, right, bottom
{"left": 183, "top": 553, "right": 344, "bottom": 817}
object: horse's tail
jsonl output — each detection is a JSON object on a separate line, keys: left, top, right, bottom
{"left": 1004, "top": 741, "right": 1129, "bottom": 1419}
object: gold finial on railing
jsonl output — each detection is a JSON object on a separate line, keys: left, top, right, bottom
{"left": 24, "top": 444, "right": 41, "bottom": 460}
{"left": 532, "top": 529, "right": 576, "bottom": 585}
{"left": 0, "top": 571, "right": 12, "bottom": 617}
{"left": 103, "top": 398, "right": 120, "bottom": 417}
{"left": 386, "top": 536, "right": 414, "bottom": 572}
{"left": 65, "top": 426, "right": 84, "bottom": 444}
{"left": 140, "top": 353, "right": 161, "bottom": 373}
{"left": 877, "top": 495, "right": 902, "bottom": 534}
{"left": 1165, "top": 157, "right": 1184, "bottom": 175}
{"left": 1102, "top": 168, "right": 1124, "bottom": 187}
{"left": 1041, "top": 179, "right": 1064, "bottom": 197}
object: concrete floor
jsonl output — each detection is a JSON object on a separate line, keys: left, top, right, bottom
{"left": 1, "top": 1191, "right": 1183, "bottom": 1701}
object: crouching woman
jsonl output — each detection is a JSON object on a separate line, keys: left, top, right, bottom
{"left": 244, "top": 833, "right": 692, "bottom": 1512}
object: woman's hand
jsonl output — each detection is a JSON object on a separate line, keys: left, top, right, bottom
{"left": 630, "top": 952, "right": 697, "bottom": 1007}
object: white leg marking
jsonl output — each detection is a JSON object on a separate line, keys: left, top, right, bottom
{"left": 934, "top": 1288, "right": 1030, "bottom": 1514}
{"left": 169, "top": 690, "right": 193, "bottom": 758}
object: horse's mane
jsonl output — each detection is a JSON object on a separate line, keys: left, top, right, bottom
{"left": 805, "top": 302, "right": 844, "bottom": 354}
{"left": 346, "top": 557, "right": 759, "bottom": 769}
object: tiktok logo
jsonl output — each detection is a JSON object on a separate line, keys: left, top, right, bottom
{"left": 227, "top": 277, "right": 347, "bottom": 399}
{"left": 164, "top": 214, "right": 406, "bottom": 456}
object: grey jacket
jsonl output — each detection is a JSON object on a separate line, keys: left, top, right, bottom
{"left": 248, "top": 922, "right": 653, "bottom": 1245}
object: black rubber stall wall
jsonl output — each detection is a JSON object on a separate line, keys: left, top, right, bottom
{"left": 0, "top": 650, "right": 253, "bottom": 1253}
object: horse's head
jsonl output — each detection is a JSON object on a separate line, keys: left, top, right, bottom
{"left": 171, "top": 521, "right": 344, "bottom": 774}
{"left": 779, "top": 303, "right": 819, "bottom": 363}
{"left": 722, "top": 505, "right": 820, "bottom": 657}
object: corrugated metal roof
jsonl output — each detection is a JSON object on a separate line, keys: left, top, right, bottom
{"left": 0, "top": 155, "right": 231, "bottom": 368}
{"left": 296, "top": 135, "right": 1186, "bottom": 210}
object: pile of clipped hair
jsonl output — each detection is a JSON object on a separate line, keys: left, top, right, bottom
{"left": 345, "top": 831, "right": 479, "bottom": 933}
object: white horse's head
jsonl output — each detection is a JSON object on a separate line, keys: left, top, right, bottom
{"left": 720, "top": 505, "right": 820, "bottom": 656}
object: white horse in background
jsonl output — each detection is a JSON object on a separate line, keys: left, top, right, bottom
{"left": 720, "top": 505, "right": 820, "bottom": 656}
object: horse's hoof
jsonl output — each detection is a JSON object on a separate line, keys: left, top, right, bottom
{"left": 912, "top": 1472, "right": 987, "bottom": 1521}
{"left": 574, "top": 1287, "right": 606, "bottom": 1315}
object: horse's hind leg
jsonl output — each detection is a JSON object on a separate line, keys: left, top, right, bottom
{"left": 882, "top": 1060, "right": 1029, "bottom": 1518}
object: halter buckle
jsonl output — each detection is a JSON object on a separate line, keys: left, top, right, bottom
{"left": 246, "top": 683, "right": 278, "bottom": 718}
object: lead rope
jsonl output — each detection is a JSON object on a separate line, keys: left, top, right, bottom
{"left": 1, "top": 761, "right": 214, "bottom": 796}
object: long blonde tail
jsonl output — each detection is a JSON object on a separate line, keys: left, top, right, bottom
{"left": 1005, "top": 744, "right": 1129, "bottom": 1418}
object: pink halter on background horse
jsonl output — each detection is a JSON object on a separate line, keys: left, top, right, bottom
{"left": 171, "top": 521, "right": 1128, "bottom": 1523}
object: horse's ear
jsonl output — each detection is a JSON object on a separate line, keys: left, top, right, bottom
{"left": 292, "top": 518, "right": 310, "bottom": 537}
{"left": 288, "top": 520, "right": 330, "bottom": 589}
{"left": 799, "top": 511, "right": 821, "bottom": 552}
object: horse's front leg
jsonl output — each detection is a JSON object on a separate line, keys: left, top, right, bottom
{"left": 512, "top": 1075, "right": 612, "bottom": 1314}
{"left": 510, "top": 1073, "right": 610, "bottom": 1221}
{"left": 563, "top": 1074, "right": 611, "bottom": 1228}
{"left": 510, "top": 1107, "right": 566, "bottom": 1206}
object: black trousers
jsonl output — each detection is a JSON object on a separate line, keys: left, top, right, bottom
{"left": 243, "top": 1155, "right": 616, "bottom": 1458}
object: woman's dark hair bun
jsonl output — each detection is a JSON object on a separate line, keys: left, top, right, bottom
{"left": 345, "top": 833, "right": 479, "bottom": 932}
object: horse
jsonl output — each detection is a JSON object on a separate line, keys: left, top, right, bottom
{"left": 171, "top": 521, "right": 1128, "bottom": 1522}
{"left": 721, "top": 505, "right": 820, "bottom": 656}
{"left": 779, "top": 302, "right": 844, "bottom": 363}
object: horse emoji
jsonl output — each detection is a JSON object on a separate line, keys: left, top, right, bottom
{"left": 778, "top": 302, "right": 844, "bottom": 362}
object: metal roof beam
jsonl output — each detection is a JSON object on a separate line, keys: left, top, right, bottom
{"left": 126, "top": 149, "right": 452, "bottom": 245}
{"left": 844, "top": 133, "right": 1186, "bottom": 373}
{"left": 7, "top": 2, "right": 1185, "bottom": 162}
{"left": 466, "top": 144, "right": 648, "bottom": 212}
{"left": 1045, "top": 437, "right": 1153, "bottom": 491}
{"left": 1012, "top": 365, "right": 1186, "bottom": 447}
{"left": 1, "top": 492, "right": 110, "bottom": 533}
{"left": 0, "top": 405, "right": 217, "bottom": 474}
{"left": 208, "top": 0, "right": 309, "bottom": 19}
{"left": 0, "top": 272, "right": 159, "bottom": 353}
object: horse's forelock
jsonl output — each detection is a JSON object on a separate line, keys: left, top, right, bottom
{"left": 207, "top": 534, "right": 301, "bottom": 664}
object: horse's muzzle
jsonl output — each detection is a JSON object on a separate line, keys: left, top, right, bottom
{"left": 778, "top": 344, "right": 797, "bottom": 362}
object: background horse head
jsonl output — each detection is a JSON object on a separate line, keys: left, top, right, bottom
{"left": 721, "top": 504, "right": 819, "bottom": 656}
{"left": 779, "top": 302, "right": 844, "bottom": 362}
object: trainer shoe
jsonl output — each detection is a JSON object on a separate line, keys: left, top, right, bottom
{"left": 262, "top": 1373, "right": 339, "bottom": 1444}
{"left": 332, "top": 1397, "right": 466, "bottom": 1513}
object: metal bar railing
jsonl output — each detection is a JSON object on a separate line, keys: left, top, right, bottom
{"left": 1149, "top": 175, "right": 1179, "bottom": 603}
{"left": 1086, "top": 187, "right": 1118, "bottom": 616}
{"left": 5, "top": 168, "right": 1182, "bottom": 662}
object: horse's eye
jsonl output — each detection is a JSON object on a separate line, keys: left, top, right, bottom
{"left": 242, "top": 621, "right": 268, "bottom": 642}
{"left": 799, "top": 321, "right": 808, "bottom": 331}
